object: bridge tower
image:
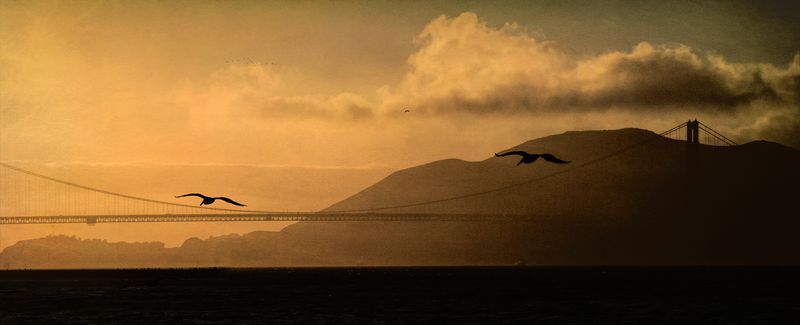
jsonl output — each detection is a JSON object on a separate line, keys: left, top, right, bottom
{"left": 684, "top": 120, "right": 702, "bottom": 209}
{"left": 686, "top": 120, "right": 700, "bottom": 145}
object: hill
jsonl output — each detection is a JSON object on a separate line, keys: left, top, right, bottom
{"left": 326, "top": 128, "right": 798, "bottom": 217}
{"left": 2, "top": 128, "right": 798, "bottom": 267}
{"left": 322, "top": 128, "right": 800, "bottom": 264}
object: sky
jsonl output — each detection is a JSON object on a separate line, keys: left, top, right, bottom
{"left": 0, "top": 0, "right": 798, "bottom": 247}
{"left": 2, "top": 0, "right": 799, "bottom": 169}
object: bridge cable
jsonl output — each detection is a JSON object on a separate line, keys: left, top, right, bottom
{"left": 0, "top": 123, "right": 694, "bottom": 216}
{"left": 0, "top": 162, "right": 282, "bottom": 214}
{"left": 697, "top": 121, "right": 737, "bottom": 145}
{"left": 328, "top": 129, "right": 674, "bottom": 213}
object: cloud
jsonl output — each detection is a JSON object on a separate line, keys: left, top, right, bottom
{"left": 572, "top": 43, "right": 788, "bottom": 109}
{"left": 379, "top": 12, "right": 569, "bottom": 115}
{"left": 8, "top": 10, "right": 795, "bottom": 167}
{"left": 164, "top": 13, "right": 798, "bottom": 147}
{"left": 175, "top": 64, "right": 373, "bottom": 123}
{"left": 383, "top": 13, "right": 799, "bottom": 112}
{"left": 376, "top": 12, "right": 800, "bottom": 147}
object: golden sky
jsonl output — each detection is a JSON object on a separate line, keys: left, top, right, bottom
{"left": 0, "top": 1, "right": 798, "bottom": 247}
{"left": 2, "top": 0, "right": 798, "bottom": 169}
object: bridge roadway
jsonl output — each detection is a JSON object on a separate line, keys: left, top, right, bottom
{"left": 0, "top": 213, "right": 537, "bottom": 225}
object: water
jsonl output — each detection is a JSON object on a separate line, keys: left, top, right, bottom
{"left": 1, "top": 267, "right": 798, "bottom": 324}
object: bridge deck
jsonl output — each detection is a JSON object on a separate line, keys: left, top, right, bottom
{"left": 0, "top": 213, "right": 537, "bottom": 225}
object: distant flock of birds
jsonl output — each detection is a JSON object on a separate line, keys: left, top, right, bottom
{"left": 175, "top": 148, "right": 570, "bottom": 207}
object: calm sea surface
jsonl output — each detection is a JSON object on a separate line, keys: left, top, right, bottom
{"left": 1, "top": 267, "right": 798, "bottom": 324}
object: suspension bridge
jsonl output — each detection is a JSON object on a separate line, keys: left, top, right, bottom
{"left": 0, "top": 120, "right": 736, "bottom": 225}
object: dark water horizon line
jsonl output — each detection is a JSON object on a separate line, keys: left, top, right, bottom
{"left": 3, "top": 264, "right": 800, "bottom": 272}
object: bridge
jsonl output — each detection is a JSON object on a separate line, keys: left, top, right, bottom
{"left": 0, "top": 120, "right": 735, "bottom": 225}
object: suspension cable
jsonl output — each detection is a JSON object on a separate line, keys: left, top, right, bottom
{"left": 0, "top": 124, "right": 692, "bottom": 215}
{"left": 328, "top": 130, "right": 666, "bottom": 213}
{"left": 697, "top": 121, "right": 737, "bottom": 145}
{"left": 0, "top": 162, "right": 290, "bottom": 214}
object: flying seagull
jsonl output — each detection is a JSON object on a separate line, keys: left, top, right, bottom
{"left": 175, "top": 193, "right": 246, "bottom": 207}
{"left": 494, "top": 151, "right": 571, "bottom": 166}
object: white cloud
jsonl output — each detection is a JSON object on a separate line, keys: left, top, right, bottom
{"left": 375, "top": 12, "right": 800, "bottom": 147}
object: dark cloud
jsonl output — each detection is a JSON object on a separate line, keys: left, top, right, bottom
{"left": 579, "top": 54, "right": 771, "bottom": 109}
{"left": 410, "top": 46, "right": 798, "bottom": 115}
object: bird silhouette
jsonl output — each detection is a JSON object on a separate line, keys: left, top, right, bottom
{"left": 175, "top": 193, "right": 246, "bottom": 207}
{"left": 494, "top": 151, "right": 570, "bottom": 166}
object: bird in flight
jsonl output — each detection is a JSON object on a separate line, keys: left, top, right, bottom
{"left": 494, "top": 151, "right": 571, "bottom": 166}
{"left": 175, "top": 193, "right": 246, "bottom": 207}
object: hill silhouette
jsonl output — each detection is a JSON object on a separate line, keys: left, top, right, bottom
{"left": 326, "top": 128, "right": 797, "bottom": 216}
{"left": 2, "top": 128, "right": 798, "bottom": 268}
{"left": 323, "top": 128, "right": 799, "bottom": 264}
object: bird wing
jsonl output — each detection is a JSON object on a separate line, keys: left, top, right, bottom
{"left": 175, "top": 193, "right": 206, "bottom": 198}
{"left": 495, "top": 151, "right": 529, "bottom": 157}
{"left": 216, "top": 197, "right": 246, "bottom": 207}
{"left": 541, "top": 153, "right": 570, "bottom": 164}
